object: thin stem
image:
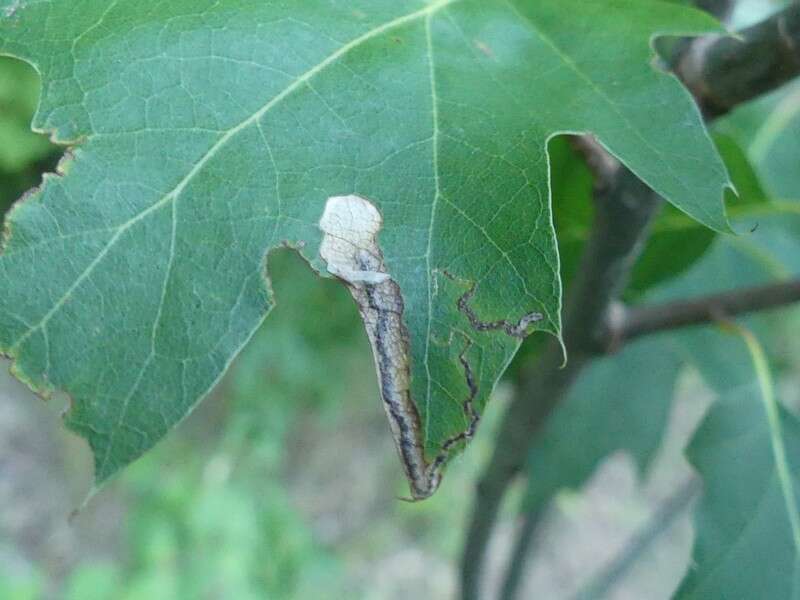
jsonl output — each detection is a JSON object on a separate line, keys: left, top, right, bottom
{"left": 499, "top": 508, "right": 545, "bottom": 600}
{"left": 616, "top": 279, "right": 800, "bottom": 345}
{"left": 694, "top": 0, "right": 735, "bottom": 20}
{"left": 575, "top": 478, "right": 701, "bottom": 600}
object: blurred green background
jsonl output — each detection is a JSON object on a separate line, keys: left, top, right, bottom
{"left": 1, "top": 0, "right": 798, "bottom": 598}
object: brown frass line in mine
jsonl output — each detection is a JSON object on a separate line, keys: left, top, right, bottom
{"left": 319, "top": 195, "right": 542, "bottom": 499}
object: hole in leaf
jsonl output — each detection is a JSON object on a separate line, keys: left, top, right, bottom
{"left": 0, "top": 56, "right": 63, "bottom": 226}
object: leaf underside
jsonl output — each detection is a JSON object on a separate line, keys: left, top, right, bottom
{"left": 678, "top": 333, "right": 800, "bottom": 599}
{"left": 0, "top": 0, "right": 730, "bottom": 493}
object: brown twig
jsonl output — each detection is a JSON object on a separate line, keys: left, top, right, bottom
{"left": 676, "top": 5, "right": 800, "bottom": 118}
{"left": 695, "top": 0, "right": 735, "bottom": 20}
{"left": 461, "top": 6, "right": 800, "bottom": 599}
{"left": 614, "top": 279, "right": 800, "bottom": 345}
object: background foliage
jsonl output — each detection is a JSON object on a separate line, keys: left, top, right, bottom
{"left": 1, "top": 0, "right": 799, "bottom": 598}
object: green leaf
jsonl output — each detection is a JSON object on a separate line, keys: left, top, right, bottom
{"left": 628, "top": 133, "right": 769, "bottom": 297}
{"left": 716, "top": 80, "right": 800, "bottom": 202}
{"left": 553, "top": 132, "right": 768, "bottom": 300}
{"left": 0, "top": 0, "right": 730, "bottom": 496}
{"left": 747, "top": 84, "right": 800, "bottom": 202}
{"left": 677, "top": 327, "right": 800, "bottom": 599}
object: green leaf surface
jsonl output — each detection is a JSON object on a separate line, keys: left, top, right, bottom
{"left": 0, "top": 0, "right": 730, "bottom": 494}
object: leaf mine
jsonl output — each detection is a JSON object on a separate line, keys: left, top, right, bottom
{"left": 319, "top": 194, "right": 445, "bottom": 498}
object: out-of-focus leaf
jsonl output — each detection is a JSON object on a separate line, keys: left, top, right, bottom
{"left": 523, "top": 204, "right": 800, "bottom": 512}
{"left": 550, "top": 136, "right": 595, "bottom": 289}
{"left": 628, "top": 133, "right": 769, "bottom": 297}
{"left": 714, "top": 133, "right": 770, "bottom": 203}
{"left": 716, "top": 79, "right": 800, "bottom": 201}
{"left": 0, "top": 56, "right": 59, "bottom": 219}
{"left": 677, "top": 327, "right": 800, "bottom": 599}
{"left": 0, "top": 56, "right": 52, "bottom": 172}
{"left": 749, "top": 85, "right": 800, "bottom": 200}
{"left": 525, "top": 334, "right": 683, "bottom": 510}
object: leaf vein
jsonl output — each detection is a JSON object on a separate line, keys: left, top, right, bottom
{"left": 8, "top": 0, "right": 458, "bottom": 353}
